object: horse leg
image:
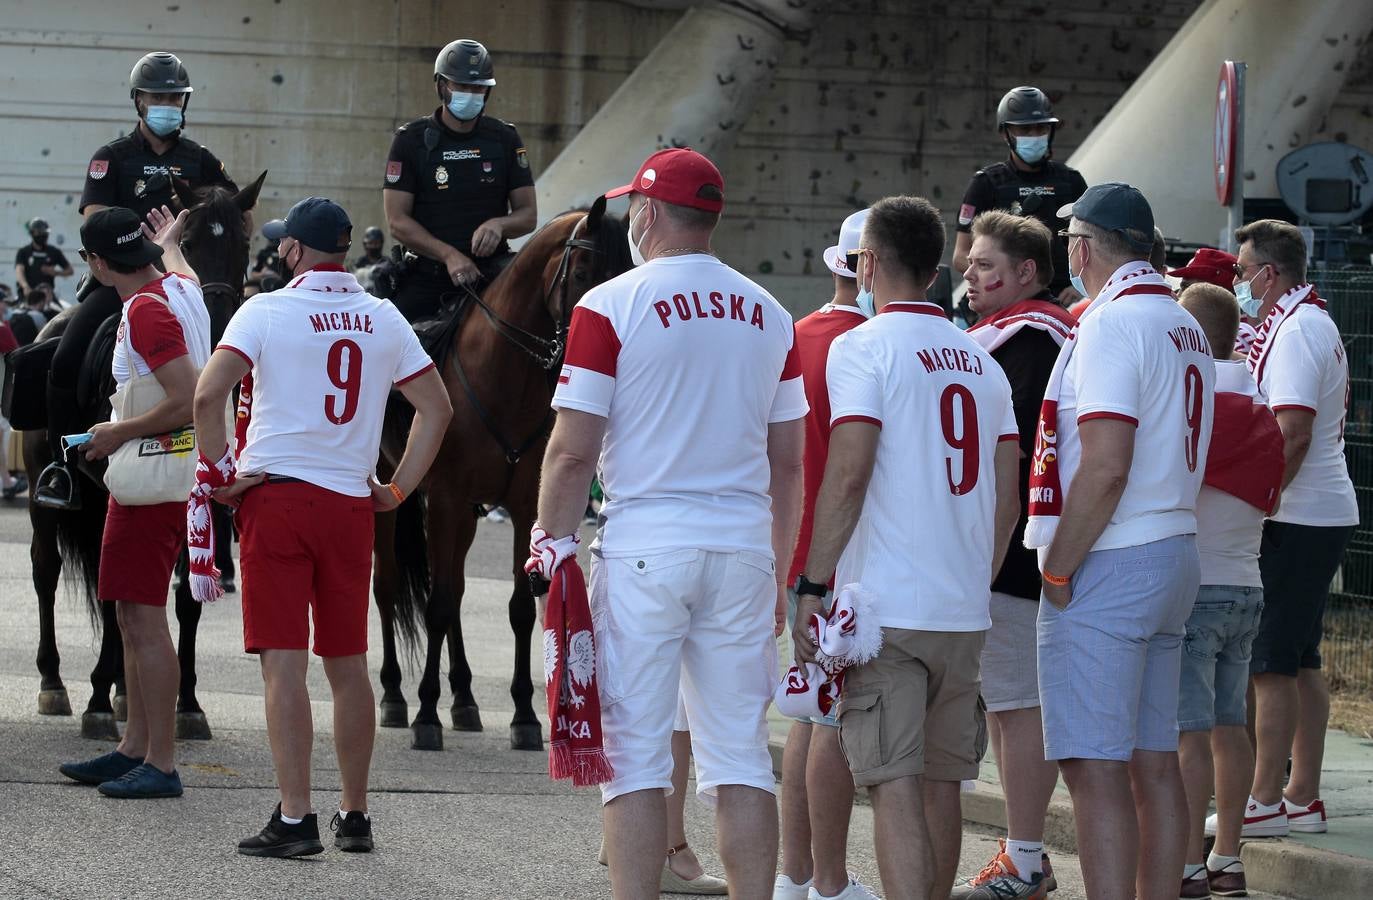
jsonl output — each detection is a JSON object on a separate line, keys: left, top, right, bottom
{"left": 373, "top": 508, "right": 408, "bottom": 728}
{"left": 508, "top": 498, "right": 543, "bottom": 751}
{"left": 448, "top": 617, "right": 481, "bottom": 732}
{"left": 411, "top": 491, "right": 474, "bottom": 751}
{"left": 172, "top": 554, "right": 211, "bottom": 740}
{"left": 82, "top": 601, "right": 122, "bottom": 741}
{"left": 31, "top": 508, "right": 70, "bottom": 716}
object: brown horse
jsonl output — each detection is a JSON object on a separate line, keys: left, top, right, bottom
{"left": 24, "top": 173, "right": 266, "bottom": 740}
{"left": 375, "top": 197, "right": 631, "bottom": 751}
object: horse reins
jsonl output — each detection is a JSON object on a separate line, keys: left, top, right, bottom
{"left": 448, "top": 217, "right": 603, "bottom": 464}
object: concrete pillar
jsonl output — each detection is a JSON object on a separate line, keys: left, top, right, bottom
{"left": 530, "top": 1, "right": 819, "bottom": 223}
{"left": 1067, "top": 0, "right": 1373, "bottom": 245}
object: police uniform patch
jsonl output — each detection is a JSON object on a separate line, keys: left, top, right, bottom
{"left": 958, "top": 203, "right": 975, "bottom": 226}
{"left": 435, "top": 165, "right": 449, "bottom": 186}
{"left": 516, "top": 148, "right": 529, "bottom": 169}
{"left": 386, "top": 160, "right": 402, "bottom": 184}
{"left": 482, "top": 161, "right": 492, "bottom": 173}
{"left": 89, "top": 159, "right": 109, "bottom": 180}
{"left": 134, "top": 179, "right": 147, "bottom": 197}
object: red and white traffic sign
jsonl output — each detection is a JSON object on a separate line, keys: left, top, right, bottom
{"left": 1215, "top": 61, "right": 1239, "bottom": 205}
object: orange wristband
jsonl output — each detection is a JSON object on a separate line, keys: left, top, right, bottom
{"left": 388, "top": 483, "right": 405, "bottom": 504}
{"left": 1042, "top": 569, "right": 1071, "bottom": 587}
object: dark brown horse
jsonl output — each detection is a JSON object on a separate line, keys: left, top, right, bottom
{"left": 25, "top": 173, "right": 266, "bottom": 740}
{"left": 375, "top": 197, "right": 631, "bottom": 750}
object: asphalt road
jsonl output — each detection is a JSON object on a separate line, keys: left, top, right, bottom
{"left": 0, "top": 501, "right": 1276, "bottom": 899}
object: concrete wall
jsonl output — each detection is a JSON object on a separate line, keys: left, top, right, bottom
{"left": 3, "top": 0, "right": 1370, "bottom": 312}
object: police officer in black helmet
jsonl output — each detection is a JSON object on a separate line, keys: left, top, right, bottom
{"left": 952, "top": 86, "right": 1087, "bottom": 306}
{"left": 354, "top": 226, "right": 386, "bottom": 270}
{"left": 14, "top": 218, "right": 74, "bottom": 299}
{"left": 34, "top": 51, "right": 237, "bottom": 509}
{"left": 383, "top": 38, "right": 537, "bottom": 321}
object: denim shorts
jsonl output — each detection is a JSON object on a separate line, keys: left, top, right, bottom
{"left": 1038, "top": 535, "right": 1200, "bottom": 761}
{"left": 785, "top": 588, "right": 838, "bottom": 727}
{"left": 1178, "top": 585, "right": 1263, "bottom": 732}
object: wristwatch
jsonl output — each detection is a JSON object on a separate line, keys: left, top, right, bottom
{"left": 793, "top": 574, "right": 827, "bottom": 598}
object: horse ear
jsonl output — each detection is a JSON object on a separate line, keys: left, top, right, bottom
{"left": 234, "top": 171, "right": 268, "bottom": 212}
{"left": 588, "top": 195, "right": 607, "bottom": 230}
{"left": 172, "top": 176, "right": 198, "bottom": 212}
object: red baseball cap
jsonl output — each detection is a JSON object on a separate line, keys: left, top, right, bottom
{"left": 604, "top": 148, "right": 724, "bottom": 213}
{"left": 1168, "top": 247, "right": 1237, "bottom": 290}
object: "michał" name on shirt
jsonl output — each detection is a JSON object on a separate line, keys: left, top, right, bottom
{"left": 309, "top": 312, "right": 375, "bottom": 334}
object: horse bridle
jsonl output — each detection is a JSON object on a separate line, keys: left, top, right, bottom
{"left": 457, "top": 215, "right": 601, "bottom": 371}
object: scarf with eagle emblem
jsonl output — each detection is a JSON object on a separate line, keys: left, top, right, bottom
{"left": 543, "top": 557, "right": 613, "bottom": 786}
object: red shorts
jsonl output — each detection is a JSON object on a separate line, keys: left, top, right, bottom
{"left": 237, "top": 480, "right": 374, "bottom": 657}
{"left": 98, "top": 498, "right": 184, "bottom": 606}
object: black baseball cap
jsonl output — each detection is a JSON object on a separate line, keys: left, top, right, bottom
{"left": 262, "top": 197, "right": 352, "bottom": 253}
{"left": 1057, "top": 182, "right": 1155, "bottom": 254}
{"left": 80, "top": 207, "right": 163, "bottom": 268}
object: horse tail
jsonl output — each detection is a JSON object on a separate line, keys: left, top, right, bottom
{"left": 53, "top": 491, "right": 106, "bottom": 631}
{"left": 391, "top": 490, "right": 429, "bottom": 653}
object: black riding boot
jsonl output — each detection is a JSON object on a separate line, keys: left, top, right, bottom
{"left": 32, "top": 380, "right": 83, "bottom": 511}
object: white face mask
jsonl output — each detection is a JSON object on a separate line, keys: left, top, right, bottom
{"left": 626, "top": 202, "right": 653, "bottom": 266}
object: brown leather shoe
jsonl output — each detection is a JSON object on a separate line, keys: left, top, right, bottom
{"left": 1207, "top": 862, "right": 1247, "bottom": 897}
{"left": 1180, "top": 870, "right": 1212, "bottom": 898}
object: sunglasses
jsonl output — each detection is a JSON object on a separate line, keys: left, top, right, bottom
{"left": 1233, "top": 261, "right": 1268, "bottom": 279}
{"left": 1056, "top": 230, "right": 1093, "bottom": 241}
{"left": 77, "top": 249, "right": 91, "bottom": 262}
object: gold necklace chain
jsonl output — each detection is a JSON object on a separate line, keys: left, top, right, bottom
{"left": 656, "top": 247, "right": 713, "bottom": 257}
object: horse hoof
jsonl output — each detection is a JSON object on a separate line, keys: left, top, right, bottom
{"left": 380, "top": 700, "right": 409, "bottom": 729}
{"left": 81, "top": 711, "right": 120, "bottom": 742}
{"left": 38, "top": 689, "right": 72, "bottom": 716}
{"left": 510, "top": 722, "right": 544, "bottom": 751}
{"left": 112, "top": 695, "right": 128, "bottom": 723}
{"left": 175, "top": 711, "right": 213, "bottom": 741}
{"left": 451, "top": 704, "right": 483, "bottom": 732}
{"left": 411, "top": 722, "right": 444, "bottom": 751}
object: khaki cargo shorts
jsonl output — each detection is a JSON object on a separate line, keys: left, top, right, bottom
{"left": 837, "top": 628, "right": 987, "bottom": 786}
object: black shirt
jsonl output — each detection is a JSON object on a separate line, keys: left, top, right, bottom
{"left": 15, "top": 243, "right": 71, "bottom": 289}
{"left": 80, "top": 124, "right": 236, "bottom": 219}
{"left": 989, "top": 325, "right": 1063, "bottom": 602}
{"left": 957, "top": 158, "right": 1088, "bottom": 296}
{"left": 383, "top": 110, "right": 534, "bottom": 261}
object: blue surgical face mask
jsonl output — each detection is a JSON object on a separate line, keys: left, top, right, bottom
{"left": 447, "top": 90, "right": 485, "bottom": 122}
{"left": 1235, "top": 275, "right": 1268, "bottom": 318}
{"left": 855, "top": 252, "right": 876, "bottom": 317}
{"left": 1014, "top": 134, "right": 1050, "bottom": 165}
{"left": 1068, "top": 238, "right": 1088, "bottom": 298}
{"left": 144, "top": 105, "right": 183, "bottom": 137}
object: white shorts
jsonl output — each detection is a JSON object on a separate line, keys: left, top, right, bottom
{"left": 591, "top": 547, "right": 778, "bottom": 806}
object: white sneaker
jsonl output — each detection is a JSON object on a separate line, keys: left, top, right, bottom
{"left": 1283, "top": 796, "right": 1328, "bottom": 833}
{"left": 774, "top": 875, "right": 812, "bottom": 900}
{"left": 1205, "top": 795, "right": 1289, "bottom": 837}
{"left": 808, "top": 875, "right": 881, "bottom": 899}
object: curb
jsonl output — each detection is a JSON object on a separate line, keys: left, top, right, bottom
{"left": 768, "top": 739, "right": 1373, "bottom": 899}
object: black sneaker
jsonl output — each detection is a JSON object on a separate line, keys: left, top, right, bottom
{"left": 330, "top": 810, "right": 374, "bottom": 852}
{"left": 237, "top": 804, "right": 324, "bottom": 858}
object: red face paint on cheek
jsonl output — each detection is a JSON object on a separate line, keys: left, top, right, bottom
{"left": 984, "top": 278, "right": 1004, "bottom": 292}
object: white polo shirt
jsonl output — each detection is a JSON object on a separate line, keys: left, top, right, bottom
{"left": 1046, "top": 268, "right": 1215, "bottom": 551}
{"left": 1253, "top": 300, "right": 1358, "bottom": 527}
{"left": 552, "top": 253, "right": 807, "bottom": 557}
{"left": 218, "top": 266, "right": 434, "bottom": 497}
{"left": 826, "top": 301, "right": 1016, "bottom": 632}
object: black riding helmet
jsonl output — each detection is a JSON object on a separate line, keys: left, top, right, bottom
{"left": 997, "top": 85, "right": 1059, "bottom": 159}
{"left": 129, "top": 51, "right": 194, "bottom": 115}
{"left": 27, "top": 217, "right": 49, "bottom": 236}
{"left": 363, "top": 226, "right": 385, "bottom": 243}
{"left": 434, "top": 39, "right": 496, "bottom": 113}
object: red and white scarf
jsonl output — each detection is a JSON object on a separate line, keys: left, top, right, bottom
{"left": 187, "top": 445, "right": 235, "bottom": 603}
{"left": 774, "top": 584, "right": 882, "bottom": 720}
{"left": 543, "top": 557, "right": 613, "bottom": 787}
{"left": 1246, "top": 283, "right": 1324, "bottom": 388}
{"left": 1024, "top": 265, "right": 1174, "bottom": 547}
{"left": 967, "top": 297, "right": 1076, "bottom": 354}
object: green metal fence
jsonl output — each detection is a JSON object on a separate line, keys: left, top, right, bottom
{"left": 1314, "top": 263, "right": 1373, "bottom": 694}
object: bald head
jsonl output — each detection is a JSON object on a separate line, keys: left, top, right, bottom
{"left": 1179, "top": 282, "right": 1240, "bottom": 359}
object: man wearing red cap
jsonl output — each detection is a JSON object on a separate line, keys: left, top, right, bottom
{"left": 1167, "top": 248, "right": 1257, "bottom": 356}
{"left": 530, "top": 148, "right": 807, "bottom": 900}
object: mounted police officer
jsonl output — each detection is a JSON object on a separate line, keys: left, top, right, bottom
{"left": 952, "top": 86, "right": 1087, "bottom": 306}
{"left": 383, "top": 38, "right": 537, "bottom": 321}
{"left": 34, "top": 51, "right": 237, "bottom": 509}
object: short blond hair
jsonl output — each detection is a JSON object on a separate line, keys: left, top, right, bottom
{"left": 970, "top": 210, "right": 1054, "bottom": 288}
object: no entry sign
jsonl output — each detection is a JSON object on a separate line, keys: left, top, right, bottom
{"left": 1215, "top": 61, "right": 1239, "bottom": 205}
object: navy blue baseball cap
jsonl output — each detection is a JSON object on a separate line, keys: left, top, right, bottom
{"left": 263, "top": 197, "right": 352, "bottom": 253}
{"left": 1057, "top": 182, "right": 1155, "bottom": 254}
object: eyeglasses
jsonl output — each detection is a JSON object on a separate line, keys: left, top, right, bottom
{"left": 1057, "top": 230, "right": 1093, "bottom": 241}
{"left": 1233, "top": 261, "right": 1268, "bottom": 279}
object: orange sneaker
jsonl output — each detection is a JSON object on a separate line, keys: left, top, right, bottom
{"left": 949, "top": 844, "right": 1048, "bottom": 900}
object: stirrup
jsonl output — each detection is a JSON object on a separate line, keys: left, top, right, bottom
{"left": 32, "top": 462, "right": 81, "bottom": 510}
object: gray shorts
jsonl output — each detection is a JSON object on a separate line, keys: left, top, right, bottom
{"left": 981, "top": 591, "right": 1042, "bottom": 713}
{"left": 1037, "top": 534, "right": 1200, "bottom": 762}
